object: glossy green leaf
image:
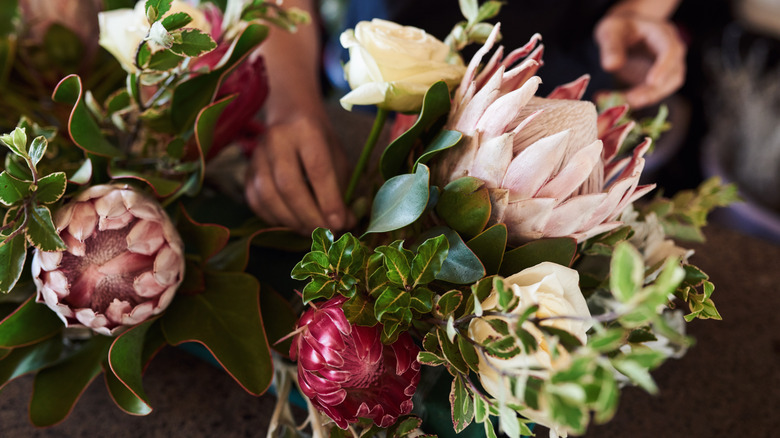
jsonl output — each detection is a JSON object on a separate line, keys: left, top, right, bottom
{"left": 380, "top": 81, "right": 451, "bottom": 179}
{"left": 176, "top": 205, "right": 230, "bottom": 262}
{"left": 103, "top": 362, "right": 152, "bottom": 416}
{"left": 343, "top": 292, "right": 377, "bottom": 327}
{"left": 301, "top": 277, "right": 336, "bottom": 303}
{"left": 374, "top": 286, "right": 410, "bottom": 322}
{"left": 195, "top": 94, "right": 235, "bottom": 159}
{"left": 0, "top": 297, "right": 63, "bottom": 347}
{"left": 107, "top": 319, "right": 160, "bottom": 414}
{"left": 161, "top": 271, "right": 272, "bottom": 395}
{"left": 435, "top": 290, "right": 463, "bottom": 319}
{"left": 413, "top": 129, "right": 463, "bottom": 170}
{"left": 145, "top": 0, "right": 172, "bottom": 20}
{"left": 366, "top": 164, "right": 430, "bottom": 234}
{"left": 327, "top": 232, "right": 358, "bottom": 274}
{"left": 108, "top": 166, "right": 182, "bottom": 198}
{"left": 161, "top": 11, "right": 191, "bottom": 30}
{"left": 436, "top": 176, "right": 491, "bottom": 239}
{"left": 311, "top": 227, "right": 334, "bottom": 253}
{"left": 450, "top": 374, "right": 474, "bottom": 433}
{"left": 410, "top": 234, "right": 448, "bottom": 287}
{"left": 376, "top": 244, "right": 411, "bottom": 287}
{"left": 0, "top": 335, "right": 63, "bottom": 390}
{"left": 609, "top": 242, "right": 644, "bottom": 303}
{"left": 171, "top": 23, "right": 268, "bottom": 132}
{"left": 458, "top": 336, "right": 480, "bottom": 373}
{"left": 474, "top": 392, "right": 489, "bottom": 423}
{"left": 207, "top": 227, "right": 283, "bottom": 273}
{"left": 0, "top": 127, "right": 27, "bottom": 157}
{"left": 30, "top": 335, "right": 113, "bottom": 427}
{"left": 390, "top": 416, "right": 423, "bottom": 438}
{"left": 291, "top": 251, "right": 330, "bottom": 281}
{"left": 410, "top": 287, "right": 434, "bottom": 313}
{"left": 430, "top": 227, "right": 485, "bottom": 284}
{"left": 0, "top": 226, "right": 26, "bottom": 294}
{"left": 438, "top": 328, "right": 468, "bottom": 374}
{"left": 259, "top": 285, "right": 298, "bottom": 355}
{"left": 169, "top": 28, "right": 217, "bottom": 57}
{"left": 35, "top": 172, "right": 68, "bottom": 204}
{"left": 499, "top": 237, "right": 577, "bottom": 277}
{"left": 28, "top": 136, "right": 47, "bottom": 167}
{"left": 146, "top": 49, "right": 185, "bottom": 71}
{"left": 417, "top": 351, "right": 446, "bottom": 366}
{"left": 466, "top": 223, "right": 507, "bottom": 275}
{"left": 0, "top": 171, "right": 32, "bottom": 205}
{"left": 52, "top": 75, "right": 121, "bottom": 157}
{"left": 26, "top": 203, "right": 66, "bottom": 251}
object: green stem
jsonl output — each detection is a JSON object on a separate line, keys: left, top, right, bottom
{"left": 343, "top": 108, "right": 388, "bottom": 205}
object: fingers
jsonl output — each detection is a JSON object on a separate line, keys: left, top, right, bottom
{"left": 245, "top": 116, "right": 353, "bottom": 235}
{"left": 595, "top": 14, "right": 686, "bottom": 109}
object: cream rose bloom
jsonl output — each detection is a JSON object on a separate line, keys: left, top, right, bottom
{"left": 339, "top": 19, "right": 466, "bottom": 112}
{"left": 469, "top": 262, "right": 592, "bottom": 438}
{"left": 98, "top": 0, "right": 211, "bottom": 72}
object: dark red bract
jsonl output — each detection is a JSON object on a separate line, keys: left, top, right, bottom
{"left": 290, "top": 297, "right": 421, "bottom": 429}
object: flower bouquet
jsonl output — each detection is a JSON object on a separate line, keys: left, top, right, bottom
{"left": 0, "top": 1, "right": 738, "bottom": 438}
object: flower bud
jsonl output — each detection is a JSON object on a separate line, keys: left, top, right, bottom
{"left": 290, "top": 297, "right": 421, "bottom": 429}
{"left": 32, "top": 184, "right": 185, "bottom": 336}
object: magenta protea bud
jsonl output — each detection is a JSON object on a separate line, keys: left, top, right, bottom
{"left": 290, "top": 297, "right": 421, "bottom": 429}
{"left": 31, "top": 184, "right": 185, "bottom": 336}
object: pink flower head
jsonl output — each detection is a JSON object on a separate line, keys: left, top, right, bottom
{"left": 32, "top": 184, "right": 185, "bottom": 336}
{"left": 437, "top": 24, "right": 654, "bottom": 244}
{"left": 290, "top": 297, "right": 421, "bottom": 429}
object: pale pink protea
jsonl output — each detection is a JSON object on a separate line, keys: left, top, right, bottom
{"left": 31, "top": 184, "right": 184, "bottom": 336}
{"left": 290, "top": 297, "right": 421, "bottom": 429}
{"left": 437, "top": 24, "right": 654, "bottom": 244}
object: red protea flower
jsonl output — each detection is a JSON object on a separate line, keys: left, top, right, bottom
{"left": 31, "top": 184, "right": 184, "bottom": 336}
{"left": 290, "top": 297, "right": 421, "bottom": 429}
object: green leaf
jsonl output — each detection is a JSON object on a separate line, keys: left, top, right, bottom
{"left": 0, "top": 171, "right": 32, "bottom": 205}
{"left": 435, "top": 290, "right": 463, "bottom": 319}
{"left": 328, "top": 232, "right": 358, "bottom": 274}
{"left": 28, "top": 136, "right": 47, "bottom": 168}
{"left": 374, "top": 286, "right": 410, "bottom": 322}
{"left": 410, "top": 287, "right": 434, "bottom": 314}
{"left": 474, "top": 392, "right": 489, "bottom": 423}
{"left": 0, "top": 335, "right": 63, "bottom": 390}
{"left": 430, "top": 227, "right": 485, "bottom": 284}
{"left": 436, "top": 176, "right": 491, "bottom": 239}
{"left": 161, "top": 11, "right": 192, "bottom": 30}
{"left": 258, "top": 285, "right": 298, "bottom": 355}
{"left": 381, "top": 81, "right": 451, "bottom": 179}
{"left": 611, "top": 356, "right": 658, "bottom": 394}
{"left": 25, "top": 204, "right": 66, "bottom": 251}
{"left": 417, "top": 351, "right": 446, "bottom": 366}
{"left": 161, "top": 271, "right": 272, "bottom": 395}
{"left": 169, "top": 28, "right": 217, "bottom": 57}
{"left": 438, "top": 328, "right": 468, "bottom": 374}
{"left": 466, "top": 223, "right": 507, "bottom": 275}
{"left": 176, "top": 205, "right": 230, "bottom": 263}
{"left": 450, "top": 374, "right": 474, "bottom": 433}
{"left": 108, "top": 167, "right": 183, "bottom": 199}
{"left": 291, "top": 251, "right": 329, "bottom": 280}
{"left": 343, "top": 292, "right": 377, "bottom": 327}
{"left": 195, "top": 91, "right": 236, "bottom": 160}
{"left": 377, "top": 245, "right": 412, "bottom": 287}
{"left": 301, "top": 277, "right": 336, "bottom": 303}
{"left": 146, "top": 49, "right": 185, "bottom": 71}
{"left": 588, "top": 328, "right": 626, "bottom": 353}
{"left": 410, "top": 234, "right": 449, "bottom": 287}
{"left": 499, "top": 237, "right": 577, "bottom": 276}
{"left": 145, "top": 0, "right": 172, "bottom": 21}
{"left": 390, "top": 416, "right": 423, "bottom": 438}
{"left": 539, "top": 326, "right": 584, "bottom": 350}
{"left": 107, "top": 319, "right": 159, "bottom": 414}
{"left": 459, "top": 0, "right": 479, "bottom": 22}
{"left": 414, "top": 129, "right": 463, "bottom": 170}
{"left": 311, "top": 227, "right": 334, "bottom": 253}
{"left": 476, "top": 1, "right": 503, "bottom": 22}
{"left": 0, "top": 226, "right": 26, "bottom": 294}
{"left": 610, "top": 242, "right": 644, "bottom": 303}
{"left": 0, "top": 127, "right": 27, "bottom": 157}
{"left": 458, "top": 336, "right": 480, "bottom": 372}
{"left": 0, "top": 298, "right": 63, "bottom": 347}
{"left": 52, "top": 75, "right": 121, "bottom": 157}
{"left": 103, "top": 362, "right": 152, "bottom": 416}
{"left": 30, "top": 335, "right": 113, "bottom": 427}
{"left": 35, "top": 172, "right": 68, "bottom": 204}
{"left": 366, "top": 164, "right": 430, "bottom": 234}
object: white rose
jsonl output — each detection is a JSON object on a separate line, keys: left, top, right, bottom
{"left": 468, "top": 262, "right": 592, "bottom": 438}
{"left": 339, "top": 19, "right": 466, "bottom": 112}
{"left": 98, "top": 0, "right": 212, "bottom": 72}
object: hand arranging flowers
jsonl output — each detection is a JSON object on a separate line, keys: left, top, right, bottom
{"left": 0, "top": 1, "right": 737, "bottom": 437}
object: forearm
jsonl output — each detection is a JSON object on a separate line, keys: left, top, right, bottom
{"left": 607, "top": 0, "right": 681, "bottom": 20}
{"left": 258, "top": 0, "right": 325, "bottom": 124}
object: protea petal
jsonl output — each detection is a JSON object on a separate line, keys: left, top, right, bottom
{"left": 547, "top": 74, "right": 590, "bottom": 100}
{"left": 543, "top": 193, "right": 609, "bottom": 236}
{"left": 537, "top": 140, "right": 603, "bottom": 200}
{"left": 597, "top": 104, "right": 629, "bottom": 137}
{"left": 502, "top": 130, "right": 570, "bottom": 200}
{"left": 290, "top": 297, "right": 421, "bottom": 430}
{"left": 33, "top": 184, "right": 184, "bottom": 335}
{"left": 503, "top": 198, "right": 556, "bottom": 242}
{"left": 470, "top": 133, "right": 514, "bottom": 188}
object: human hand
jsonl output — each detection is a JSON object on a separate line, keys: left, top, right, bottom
{"left": 245, "top": 113, "right": 355, "bottom": 235}
{"left": 594, "top": 13, "right": 686, "bottom": 109}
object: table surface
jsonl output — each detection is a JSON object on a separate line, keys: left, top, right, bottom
{"left": 2, "top": 110, "right": 779, "bottom": 437}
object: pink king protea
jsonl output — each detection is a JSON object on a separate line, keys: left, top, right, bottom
{"left": 32, "top": 184, "right": 184, "bottom": 336}
{"left": 436, "top": 24, "right": 654, "bottom": 244}
{"left": 290, "top": 297, "right": 421, "bottom": 429}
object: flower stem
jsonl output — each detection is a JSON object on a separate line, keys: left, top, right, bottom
{"left": 343, "top": 108, "right": 388, "bottom": 205}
